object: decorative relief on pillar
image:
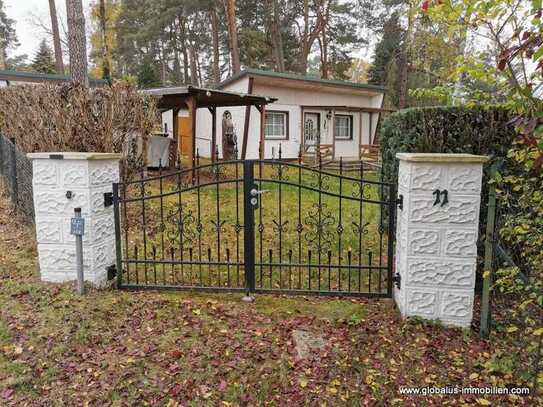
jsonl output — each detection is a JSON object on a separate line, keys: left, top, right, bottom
{"left": 411, "top": 166, "right": 444, "bottom": 191}
{"left": 35, "top": 190, "right": 88, "bottom": 214}
{"left": 410, "top": 197, "right": 478, "bottom": 224}
{"left": 38, "top": 246, "right": 90, "bottom": 270}
{"left": 408, "top": 229, "right": 440, "bottom": 255}
{"left": 398, "top": 161, "right": 410, "bottom": 190}
{"left": 36, "top": 220, "right": 62, "bottom": 243}
{"left": 92, "top": 240, "right": 115, "bottom": 271}
{"left": 407, "top": 290, "right": 437, "bottom": 315}
{"left": 62, "top": 164, "right": 88, "bottom": 186}
{"left": 93, "top": 216, "right": 114, "bottom": 241}
{"left": 444, "top": 230, "right": 477, "bottom": 256}
{"left": 407, "top": 259, "right": 474, "bottom": 287}
{"left": 447, "top": 166, "right": 481, "bottom": 193}
{"left": 441, "top": 292, "right": 472, "bottom": 318}
{"left": 90, "top": 164, "right": 119, "bottom": 185}
{"left": 33, "top": 162, "right": 57, "bottom": 185}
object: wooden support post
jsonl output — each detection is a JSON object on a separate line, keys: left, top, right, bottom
{"left": 241, "top": 77, "right": 254, "bottom": 159}
{"left": 209, "top": 107, "right": 217, "bottom": 162}
{"left": 187, "top": 95, "right": 197, "bottom": 180}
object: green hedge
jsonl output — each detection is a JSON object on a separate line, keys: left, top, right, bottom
{"left": 379, "top": 106, "right": 517, "bottom": 280}
{"left": 379, "top": 106, "right": 516, "bottom": 184}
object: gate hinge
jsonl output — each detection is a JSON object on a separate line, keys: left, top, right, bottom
{"left": 107, "top": 264, "right": 117, "bottom": 281}
{"left": 392, "top": 272, "right": 401, "bottom": 289}
{"left": 396, "top": 194, "right": 403, "bottom": 210}
{"left": 104, "top": 192, "right": 114, "bottom": 208}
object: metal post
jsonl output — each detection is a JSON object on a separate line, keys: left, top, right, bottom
{"left": 387, "top": 183, "right": 397, "bottom": 296}
{"left": 113, "top": 183, "right": 123, "bottom": 288}
{"left": 243, "top": 160, "right": 256, "bottom": 301}
{"left": 71, "top": 207, "right": 85, "bottom": 295}
{"left": 480, "top": 163, "right": 498, "bottom": 338}
{"left": 9, "top": 137, "right": 17, "bottom": 204}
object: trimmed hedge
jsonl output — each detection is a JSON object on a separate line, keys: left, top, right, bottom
{"left": 379, "top": 106, "right": 516, "bottom": 184}
{"left": 379, "top": 106, "right": 517, "bottom": 280}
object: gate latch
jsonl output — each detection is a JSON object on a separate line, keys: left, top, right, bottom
{"left": 391, "top": 273, "right": 401, "bottom": 289}
{"left": 396, "top": 194, "right": 403, "bottom": 210}
{"left": 104, "top": 192, "right": 114, "bottom": 208}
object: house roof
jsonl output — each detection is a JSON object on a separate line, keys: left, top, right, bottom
{"left": 142, "top": 85, "right": 277, "bottom": 110}
{"left": 218, "top": 68, "right": 386, "bottom": 94}
{"left": 0, "top": 69, "right": 108, "bottom": 87}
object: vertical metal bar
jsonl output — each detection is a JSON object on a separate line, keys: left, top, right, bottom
{"left": 338, "top": 157, "right": 343, "bottom": 292}
{"left": 158, "top": 162, "right": 165, "bottom": 280}
{"left": 113, "top": 183, "right": 123, "bottom": 288}
{"left": 386, "top": 184, "right": 397, "bottom": 296}
{"left": 297, "top": 153, "right": 302, "bottom": 289}
{"left": 480, "top": 163, "right": 498, "bottom": 338}
{"left": 258, "top": 159, "right": 263, "bottom": 287}
{"left": 140, "top": 168, "right": 148, "bottom": 282}
{"left": 122, "top": 180, "right": 130, "bottom": 283}
{"left": 243, "top": 160, "right": 256, "bottom": 294}
{"left": 235, "top": 160, "right": 240, "bottom": 286}
{"left": 74, "top": 208, "right": 85, "bottom": 295}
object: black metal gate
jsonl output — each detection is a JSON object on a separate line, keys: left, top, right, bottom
{"left": 113, "top": 158, "right": 396, "bottom": 297}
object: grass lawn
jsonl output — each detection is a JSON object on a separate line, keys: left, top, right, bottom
{"left": 0, "top": 189, "right": 539, "bottom": 405}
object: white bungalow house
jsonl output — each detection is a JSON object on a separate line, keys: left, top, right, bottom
{"left": 162, "top": 69, "right": 389, "bottom": 161}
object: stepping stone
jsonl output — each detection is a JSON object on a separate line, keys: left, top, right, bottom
{"left": 292, "top": 329, "right": 326, "bottom": 359}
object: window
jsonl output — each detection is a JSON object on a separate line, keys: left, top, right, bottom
{"left": 334, "top": 114, "right": 353, "bottom": 140}
{"left": 265, "top": 111, "right": 289, "bottom": 140}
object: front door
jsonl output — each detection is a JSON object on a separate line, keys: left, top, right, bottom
{"left": 303, "top": 113, "right": 320, "bottom": 152}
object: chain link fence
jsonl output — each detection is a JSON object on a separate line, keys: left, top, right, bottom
{"left": 0, "top": 134, "right": 34, "bottom": 222}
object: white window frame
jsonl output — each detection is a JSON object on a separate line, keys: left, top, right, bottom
{"left": 264, "top": 111, "right": 289, "bottom": 140}
{"left": 334, "top": 114, "right": 353, "bottom": 140}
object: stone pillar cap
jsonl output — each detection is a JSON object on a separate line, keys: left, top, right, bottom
{"left": 27, "top": 152, "right": 122, "bottom": 160}
{"left": 396, "top": 153, "right": 489, "bottom": 163}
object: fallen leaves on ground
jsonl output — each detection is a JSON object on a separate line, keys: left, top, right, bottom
{"left": 0, "top": 190, "right": 538, "bottom": 405}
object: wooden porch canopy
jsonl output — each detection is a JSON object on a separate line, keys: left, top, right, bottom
{"left": 143, "top": 86, "right": 277, "bottom": 165}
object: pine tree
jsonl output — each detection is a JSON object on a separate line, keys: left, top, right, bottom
{"left": 0, "top": 0, "right": 19, "bottom": 70}
{"left": 367, "top": 12, "right": 403, "bottom": 86}
{"left": 31, "top": 40, "right": 56, "bottom": 74}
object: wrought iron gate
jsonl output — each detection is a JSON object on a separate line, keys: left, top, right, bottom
{"left": 113, "top": 159, "right": 396, "bottom": 297}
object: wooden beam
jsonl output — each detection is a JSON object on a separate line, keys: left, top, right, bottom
{"left": 187, "top": 95, "right": 197, "bottom": 181}
{"left": 210, "top": 107, "right": 217, "bottom": 162}
{"left": 241, "top": 76, "right": 254, "bottom": 159}
{"left": 259, "top": 104, "right": 265, "bottom": 159}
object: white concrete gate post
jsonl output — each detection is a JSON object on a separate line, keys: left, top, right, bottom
{"left": 28, "top": 152, "right": 121, "bottom": 287}
{"left": 394, "top": 153, "right": 488, "bottom": 328}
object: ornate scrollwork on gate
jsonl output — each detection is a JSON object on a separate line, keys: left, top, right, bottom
{"left": 308, "top": 171, "right": 331, "bottom": 191}
{"left": 352, "top": 220, "right": 371, "bottom": 235}
{"left": 352, "top": 182, "right": 373, "bottom": 200}
{"left": 270, "top": 161, "right": 289, "bottom": 181}
{"left": 165, "top": 202, "right": 196, "bottom": 246}
{"left": 304, "top": 203, "right": 335, "bottom": 253}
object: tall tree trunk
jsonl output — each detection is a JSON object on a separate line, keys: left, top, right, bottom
{"left": 319, "top": 27, "right": 328, "bottom": 79}
{"left": 179, "top": 16, "right": 190, "bottom": 84}
{"left": 98, "top": 0, "right": 110, "bottom": 81}
{"left": 223, "top": 0, "right": 240, "bottom": 74}
{"left": 298, "top": 0, "right": 327, "bottom": 75}
{"left": 66, "top": 0, "right": 88, "bottom": 86}
{"left": 48, "top": 0, "right": 64, "bottom": 75}
{"left": 210, "top": 8, "right": 221, "bottom": 84}
{"left": 268, "top": 0, "right": 285, "bottom": 72}
{"left": 170, "top": 23, "right": 183, "bottom": 84}
{"left": 398, "top": 1, "right": 414, "bottom": 109}
{"left": 189, "top": 42, "right": 199, "bottom": 86}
